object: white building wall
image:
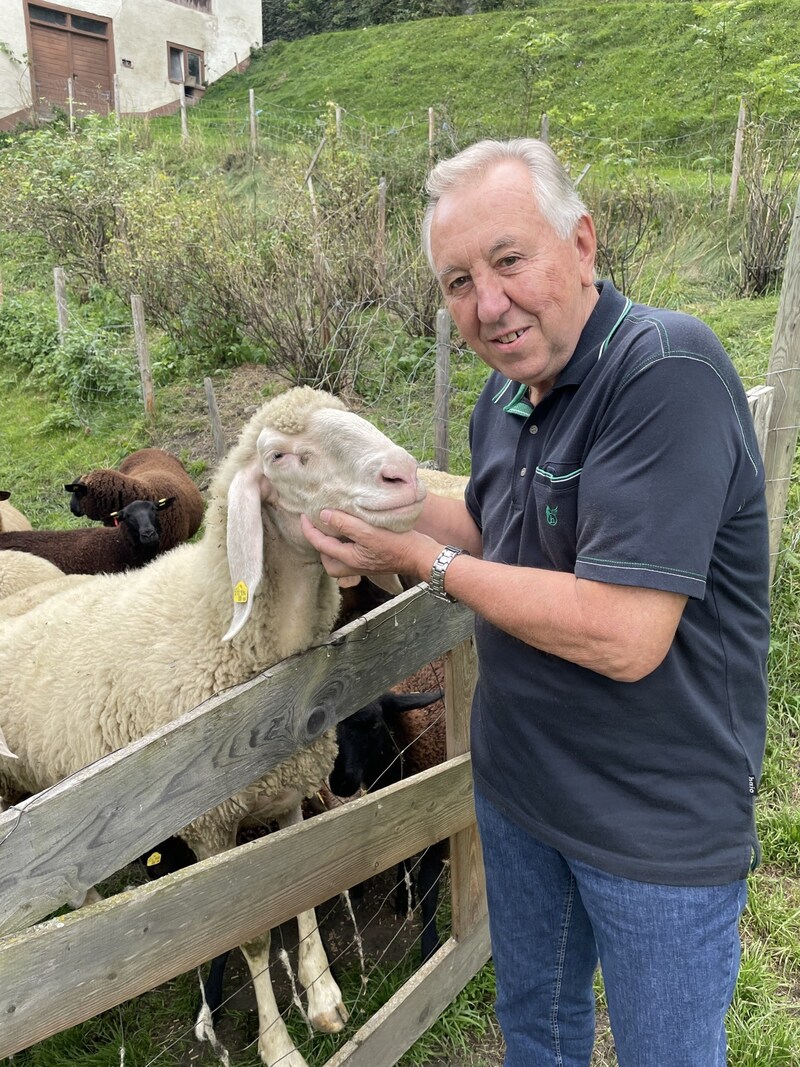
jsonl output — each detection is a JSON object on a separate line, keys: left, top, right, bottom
{"left": 0, "top": 0, "right": 262, "bottom": 123}
{"left": 0, "top": 10, "right": 34, "bottom": 117}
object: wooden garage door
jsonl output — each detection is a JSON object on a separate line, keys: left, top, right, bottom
{"left": 28, "top": 3, "right": 112, "bottom": 116}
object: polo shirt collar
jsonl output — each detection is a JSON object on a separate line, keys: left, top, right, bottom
{"left": 492, "top": 281, "right": 632, "bottom": 416}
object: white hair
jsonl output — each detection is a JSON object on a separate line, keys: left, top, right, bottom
{"left": 422, "top": 138, "right": 587, "bottom": 269}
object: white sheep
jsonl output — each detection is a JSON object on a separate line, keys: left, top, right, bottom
{"left": 0, "top": 491, "right": 32, "bottom": 533}
{"left": 0, "top": 550, "right": 66, "bottom": 600}
{"left": 417, "top": 467, "right": 470, "bottom": 499}
{"left": 0, "top": 386, "right": 426, "bottom": 1067}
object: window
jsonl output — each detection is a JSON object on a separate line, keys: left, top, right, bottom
{"left": 28, "top": 4, "right": 67, "bottom": 25}
{"left": 28, "top": 3, "right": 109, "bottom": 36}
{"left": 168, "top": 44, "right": 204, "bottom": 88}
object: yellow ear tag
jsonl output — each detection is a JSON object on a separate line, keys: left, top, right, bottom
{"left": 233, "top": 581, "right": 249, "bottom": 604}
{"left": 146, "top": 851, "right": 161, "bottom": 867}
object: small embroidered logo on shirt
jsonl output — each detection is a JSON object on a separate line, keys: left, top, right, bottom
{"left": 546, "top": 504, "right": 558, "bottom": 526}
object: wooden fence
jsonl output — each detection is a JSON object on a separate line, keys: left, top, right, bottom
{"left": 0, "top": 587, "right": 486, "bottom": 1064}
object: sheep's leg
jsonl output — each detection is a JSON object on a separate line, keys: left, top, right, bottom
{"left": 276, "top": 806, "right": 348, "bottom": 1033}
{"left": 417, "top": 843, "right": 445, "bottom": 965}
{"left": 240, "top": 929, "right": 311, "bottom": 1067}
{"left": 295, "top": 908, "right": 349, "bottom": 1031}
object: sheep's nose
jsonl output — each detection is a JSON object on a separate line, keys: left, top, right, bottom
{"left": 379, "top": 460, "right": 417, "bottom": 487}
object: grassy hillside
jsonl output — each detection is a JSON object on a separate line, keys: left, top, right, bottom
{"left": 203, "top": 0, "right": 800, "bottom": 153}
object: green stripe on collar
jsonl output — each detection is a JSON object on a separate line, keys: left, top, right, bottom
{"left": 492, "top": 380, "right": 532, "bottom": 416}
{"left": 503, "top": 383, "right": 533, "bottom": 416}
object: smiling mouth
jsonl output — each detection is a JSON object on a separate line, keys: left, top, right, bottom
{"left": 495, "top": 327, "right": 528, "bottom": 345}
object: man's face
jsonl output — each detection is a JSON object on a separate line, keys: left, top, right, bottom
{"left": 429, "top": 159, "right": 598, "bottom": 400}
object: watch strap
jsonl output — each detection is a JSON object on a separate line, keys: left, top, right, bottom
{"left": 427, "top": 546, "right": 467, "bottom": 602}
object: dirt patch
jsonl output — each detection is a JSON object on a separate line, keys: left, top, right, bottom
{"left": 151, "top": 364, "right": 280, "bottom": 487}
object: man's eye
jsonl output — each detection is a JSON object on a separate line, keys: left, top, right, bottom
{"left": 498, "top": 255, "right": 520, "bottom": 268}
{"left": 448, "top": 275, "right": 469, "bottom": 292}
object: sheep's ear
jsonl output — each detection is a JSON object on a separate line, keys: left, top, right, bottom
{"left": 0, "top": 491, "right": 10, "bottom": 502}
{"left": 156, "top": 496, "right": 176, "bottom": 510}
{"left": 222, "top": 459, "right": 268, "bottom": 642}
{"left": 65, "top": 482, "right": 86, "bottom": 496}
{"left": 369, "top": 573, "right": 404, "bottom": 595}
{"left": 0, "top": 724, "right": 18, "bottom": 760}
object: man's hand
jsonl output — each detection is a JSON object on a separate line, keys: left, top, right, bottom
{"left": 300, "top": 510, "right": 441, "bottom": 584}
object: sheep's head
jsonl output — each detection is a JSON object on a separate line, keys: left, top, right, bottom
{"left": 109, "top": 497, "right": 174, "bottom": 549}
{"left": 223, "top": 391, "right": 426, "bottom": 641}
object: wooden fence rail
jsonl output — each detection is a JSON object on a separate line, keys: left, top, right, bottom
{"left": 0, "top": 587, "right": 486, "bottom": 1064}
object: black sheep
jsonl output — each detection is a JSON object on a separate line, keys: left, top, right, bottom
{"left": 330, "top": 683, "right": 448, "bottom": 965}
{"left": 0, "top": 498, "right": 175, "bottom": 574}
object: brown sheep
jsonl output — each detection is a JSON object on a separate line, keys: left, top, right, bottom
{"left": 65, "top": 448, "right": 204, "bottom": 550}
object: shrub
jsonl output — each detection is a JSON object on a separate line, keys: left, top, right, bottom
{"left": 0, "top": 115, "right": 148, "bottom": 288}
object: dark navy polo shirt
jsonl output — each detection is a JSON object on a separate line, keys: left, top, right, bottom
{"left": 466, "top": 280, "right": 770, "bottom": 885}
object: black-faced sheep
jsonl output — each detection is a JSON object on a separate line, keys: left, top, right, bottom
{"left": 330, "top": 666, "right": 448, "bottom": 965}
{"left": 0, "top": 387, "right": 426, "bottom": 1067}
{"left": 65, "top": 447, "right": 204, "bottom": 549}
{"left": 0, "top": 497, "right": 175, "bottom": 575}
{"left": 0, "top": 491, "right": 32, "bottom": 533}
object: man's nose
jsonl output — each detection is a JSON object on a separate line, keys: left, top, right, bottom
{"left": 475, "top": 273, "right": 512, "bottom": 323}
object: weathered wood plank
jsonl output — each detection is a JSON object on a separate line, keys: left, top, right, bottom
{"left": 323, "top": 917, "right": 492, "bottom": 1067}
{"left": 0, "top": 587, "right": 474, "bottom": 935}
{"left": 747, "top": 383, "right": 774, "bottom": 461}
{"left": 0, "top": 757, "right": 475, "bottom": 1059}
{"left": 763, "top": 183, "right": 800, "bottom": 582}
{"left": 444, "top": 638, "right": 487, "bottom": 941}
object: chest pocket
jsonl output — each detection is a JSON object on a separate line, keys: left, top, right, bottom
{"left": 531, "top": 462, "right": 581, "bottom": 569}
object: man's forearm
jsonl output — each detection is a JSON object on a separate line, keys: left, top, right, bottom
{"left": 415, "top": 493, "right": 483, "bottom": 558}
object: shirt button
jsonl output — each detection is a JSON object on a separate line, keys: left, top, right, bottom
{"left": 529, "top": 424, "right": 538, "bottom": 434}
{"left": 520, "top": 467, "right": 527, "bottom": 477}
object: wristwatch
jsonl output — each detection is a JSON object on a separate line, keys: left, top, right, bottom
{"left": 427, "top": 546, "right": 467, "bottom": 602}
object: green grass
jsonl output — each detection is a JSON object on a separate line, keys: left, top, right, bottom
{"left": 200, "top": 0, "right": 800, "bottom": 152}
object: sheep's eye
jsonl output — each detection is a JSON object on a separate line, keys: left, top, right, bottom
{"left": 270, "top": 451, "right": 285, "bottom": 462}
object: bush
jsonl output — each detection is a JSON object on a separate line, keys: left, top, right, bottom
{"left": 0, "top": 291, "right": 138, "bottom": 405}
{"left": 0, "top": 114, "right": 148, "bottom": 288}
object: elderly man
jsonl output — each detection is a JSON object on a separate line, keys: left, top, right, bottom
{"left": 302, "top": 139, "right": 769, "bottom": 1067}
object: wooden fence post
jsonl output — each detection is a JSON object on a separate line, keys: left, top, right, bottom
{"left": 428, "top": 106, "right": 435, "bottom": 166}
{"left": 375, "top": 175, "right": 387, "bottom": 296}
{"left": 113, "top": 73, "right": 121, "bottom": 121}
{"left": 747, "top": 384, "right": 774, "bottom": 460}
{"left": 434, "top": 309, "right": 451, "bottom": 472}
{"left": 130, "top": 294, "right": 156, "bottom": 423}
{"left": 763, "top": 182, "right": 800, "bottom": 583}
{"left": 67, "top": 76, "right": 75, "bottom": 132}
{"left": 728, "top": 97, "right": 746, "bottom": 216}
{"left": 249, "top": 88, "right": 257, "bottom": 155}
{"left": 179, "top": 83, "right": 188, "bottom": 145}
{"left": 335, "top": 105, "right": 343, "bottom": 140}
{"left": 53, "top": 267, "right": 68, "bottom": 342}
{"left": 204, "top": 377, "right": 227, "bottom": 460}
{"left": 444, "top": 637, "right": 485, "bottom": 942}
{"left": 305, "top": 137, "right": 330, "bottom": 349}
{"left": 540, "top": 112, "right": 549, "bottom": 143}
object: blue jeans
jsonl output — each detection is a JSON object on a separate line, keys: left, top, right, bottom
{"left": 474, "top": 788, "right": 747, "bottom": 1067}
